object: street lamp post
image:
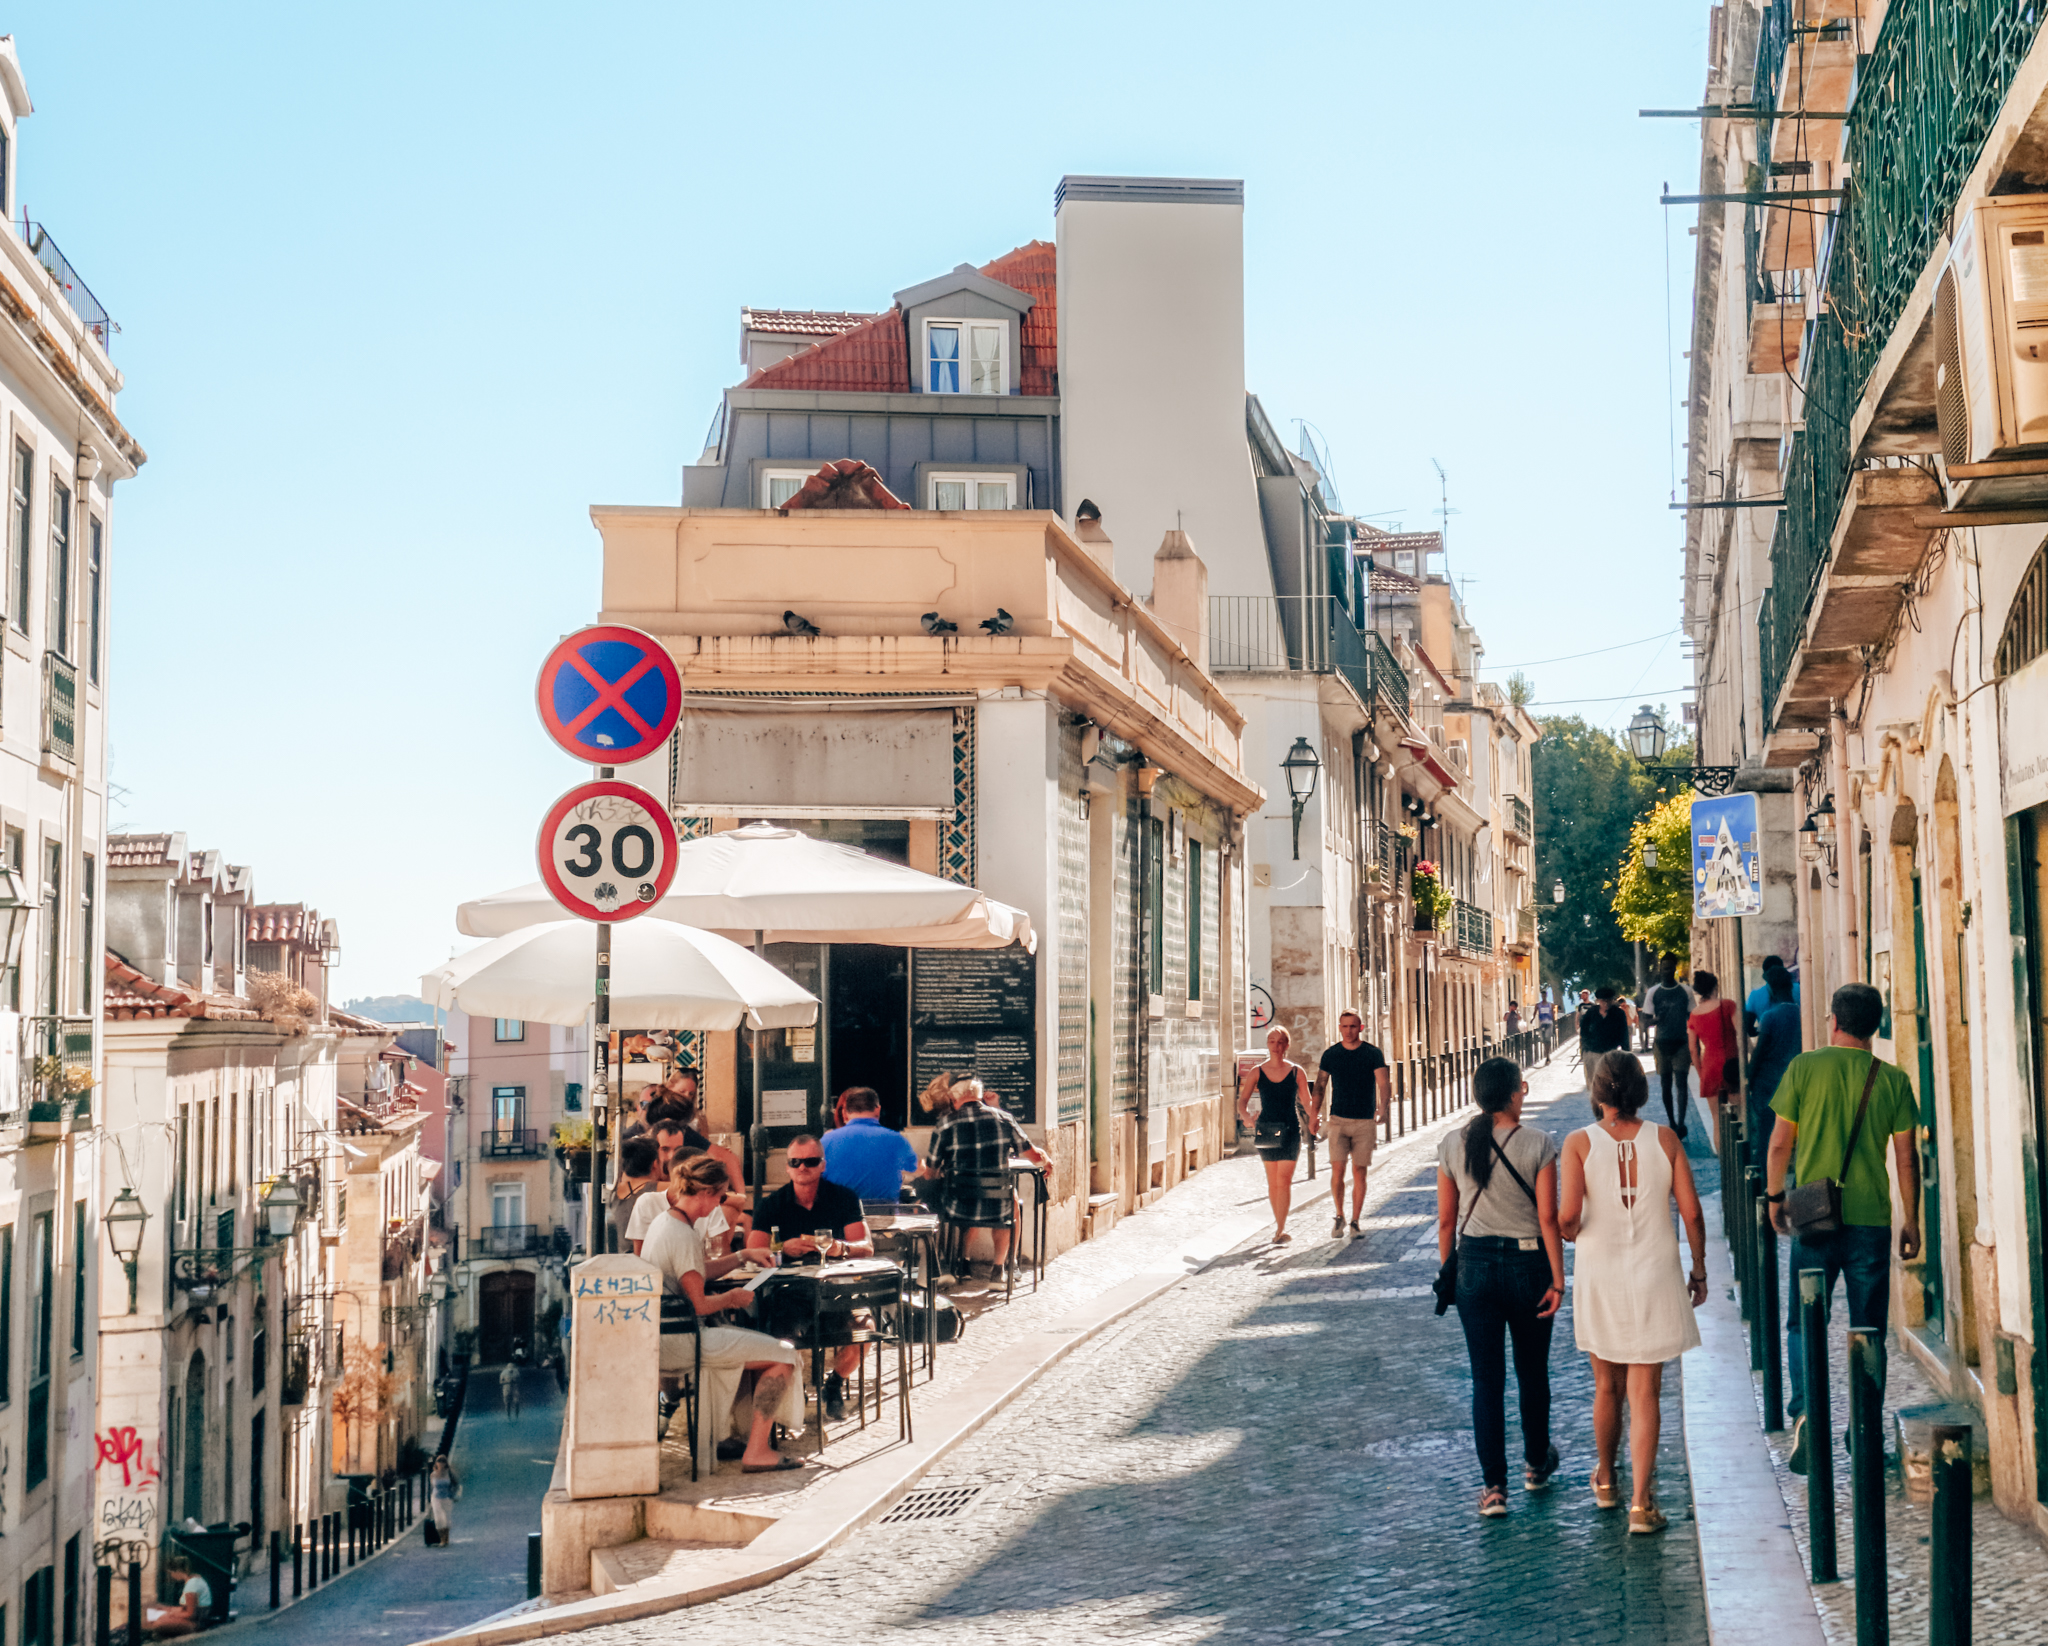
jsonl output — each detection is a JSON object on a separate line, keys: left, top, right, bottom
{"left": 105, "top": 1187, "right": 148, "bottom": 1315}
{"left": 1280, "top": 737, "right": 1322, "bottom": 862}
{"left": 1625, "top": 704, "right": 1738, "bottom": 794}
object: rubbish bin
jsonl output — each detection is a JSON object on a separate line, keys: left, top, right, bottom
{"left": 162, "top": 1522, "right": 248, "bottom": 1625}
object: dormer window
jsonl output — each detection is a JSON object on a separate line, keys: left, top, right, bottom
{"left": 929, "top": 473, "right": 1015, "bottom": 510}
{"left": 926, "top": 321, "right": 1004, "bottom": 394}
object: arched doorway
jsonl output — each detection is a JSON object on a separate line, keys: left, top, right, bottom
{"left": 478, "top": 1271, "right": 536, "bottom": 1365}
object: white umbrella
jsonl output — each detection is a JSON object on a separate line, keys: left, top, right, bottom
{"left": 419, "top": 918, "right": 818, "bottom": 1031}
{"left": 455, "top": 823, "right": 1036, "bottom": 950}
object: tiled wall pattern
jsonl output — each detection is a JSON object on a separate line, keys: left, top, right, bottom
{"left": 1056, "top": 720, "right": 1089, "bottom": 1124}
{"left": 942, "top": 707, "right": 976, "bottom": 885}
{"left": 1111, "top": 797, "right": 1139, "bottom": 1112}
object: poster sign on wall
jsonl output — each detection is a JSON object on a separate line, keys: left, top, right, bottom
{"left": 910, "top": 949, "right": 1038, "bottom": 1122}
{"left": 1692, "top": 791, "right": 1763, "bottom": 919}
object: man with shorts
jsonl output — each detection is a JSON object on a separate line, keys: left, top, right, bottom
{"left": 1312, "top": 1011, "right": 1390, "bottom": 1237}
{"left": 1647, "top": 957, "right": 1697, "bottom": 1136}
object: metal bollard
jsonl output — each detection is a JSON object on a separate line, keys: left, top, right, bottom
{"left": 1846, "top": 1328, "right": 1887, "bottom": 1645}
{"left": 1799, "top": 1269, "right": 1837, "bottom": 1582}
{"left": 1929, "top": 1423, "right": 1973, "bottom": 1646}
{"left": 294, "top": 1525, "right": 304, "bottom": 1597}
{"left": 325, "top": 1512, "right": 335, "bottom": 1579}
{"left": 270, "top": 1530, "right": 283, "bottom": 1609}
{"left": 1746, "top": 1171, "right": 1767, "bottom": 1372}
{"left": 94, "top": 1563, "right": 110, "bottom": 1646}
{"left": 348, "top": 1506, "right": 358, "bottom": 1566}
{"left": 1757, "top": 1198, "right": 1784, "bottom": 1430}
{"left": 527, "top": 1531, "right": 543, "bottom": 1600}
{"left": 127, "top": 1560, "right": 142, "bottom": 1646}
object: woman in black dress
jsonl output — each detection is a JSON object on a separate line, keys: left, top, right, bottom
{"left": 1237, "top": 1024, "right": 1310, "bottom": 1243}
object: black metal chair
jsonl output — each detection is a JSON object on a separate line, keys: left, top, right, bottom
{"left": 865, "top": 1203, "right": 942, "bottom": 1375}
{"left": 938, "top": 1170, "right": 1021, "bottom": 1298}
{"left": 657, "top": 1296, "right": 704, "bottom": 1481}
{"left": 765, "top": 1263, "right": 911, "bottom": 1454}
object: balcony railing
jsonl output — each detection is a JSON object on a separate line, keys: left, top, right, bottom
{"left": 1758, "top": 1, "right": 2046, "bottom": 722}
{"left": 1506, "top": 795, "right": 1531, "bottom": 839}
{"left": 1450, "top": 899, "right": 1493, "bottom": 954}
{"left": 475, "top": 1224, "right": 540, "bottom": 1259}
{"left": 1209, "top": 596, "right": 1409, "bottom": 717}
{"left": 483, "top": 1127, "right": 541, "bottom": 1158}
{"left": 18, "top": 221, "right": 116, "bottom": 354}
{"left": 41, "top": 653, "right": 75, "bottom": 765}
{"left": 15, "top": 1014, "right": 91, "bottom": 1125}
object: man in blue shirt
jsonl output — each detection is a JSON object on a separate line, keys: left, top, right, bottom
{"left": 1745, "top": 971, "right": 1802, "bottom": 1169}
{"left": 1745, "top": 954, "right": 1800, "bottom": 1037}
{"left": 822, "top": 1087, "right": 920, "bottom": 1202}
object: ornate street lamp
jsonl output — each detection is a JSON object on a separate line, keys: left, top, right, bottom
{"left": 1280, "top": 736, "right": 1322, "bottom": 862}
{"left": 1552, "top": 881, "right": 1566, "bottom": 905}
{"left": 1624, "top": 703, "right": 1736, "bottom": 794}
{"left": 1642, "top": 841, "right": 1659, "bottom": 869}
{"left": 1627, "top": 704, "right": 1669, "bottom": 763}
{"left": 105, "top": 1187, "right": 148, "bottom": 1315}
{"left": 261, "top": 1176, "right": 302, "bottom": 1241}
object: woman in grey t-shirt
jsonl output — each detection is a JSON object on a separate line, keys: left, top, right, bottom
{"left": 1436, "top": 1057, "right": 1566, "bottom": 1517}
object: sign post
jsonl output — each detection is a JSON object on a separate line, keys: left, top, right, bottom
{"left": 535, "top": 627, "right": 683, "bottom": 1250}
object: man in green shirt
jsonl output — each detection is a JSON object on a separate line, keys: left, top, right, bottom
{"left": 1764, "top": 981, "right": 1920, "bottom": 1472}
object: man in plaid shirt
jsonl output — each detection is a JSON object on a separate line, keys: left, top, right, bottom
{"left": 921, "top": 1078, "right": 1048, "bottom": 1279}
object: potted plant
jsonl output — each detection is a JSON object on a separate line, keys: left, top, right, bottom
{"left": 552, "top": 1118, "right": 593, "bottom": 1180}
{"left": 1411, "top": 860, "right": 1453, "bottom": 933}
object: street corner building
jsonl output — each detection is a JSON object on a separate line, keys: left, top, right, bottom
{"left": 1682, "top": 0, "right": 2048, "bottom": 1532}
{"left": 95, "top": 837, "right": 443, "bottom": 1637}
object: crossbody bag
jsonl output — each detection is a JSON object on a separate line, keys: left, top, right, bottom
{"left": 1433, "top": 1129, "right": 1540, "bottom": 1316}
{"left": 1782, "top": 1054, "right": 1881, "bottom": 1238}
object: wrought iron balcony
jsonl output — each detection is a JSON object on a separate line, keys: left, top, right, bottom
{"left": 1450, "top": 899, "right": 1493, "bottom": 955}
{"left": 474, "top": 1223, "right": 541, "bottom": 1259}
{"left": 1506, "top": 795, "right": 1532, "bottom": 840}
{"left": 41, "top": 652, "right": 75, "bottom": 765}
{"left": 11, "top": 1014, "right": 92, "bottom": 1136}
{"left": 1209, "top": 596, "right": 1409, "bottom": 717}
{"left": 483, "top": 1126, "right": 541, "bottom": 1158}
{"left": 18, "top": 221, "right": 116, "bottom": 354}
{"left": 1758, "top": 1, "right": 2045, "bottom": 725}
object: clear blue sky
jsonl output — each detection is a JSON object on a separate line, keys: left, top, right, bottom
{"left": 15, "top": 2, "right": 1707, "bottom": 996}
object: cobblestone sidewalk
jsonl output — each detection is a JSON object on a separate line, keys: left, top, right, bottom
{"left": 577, "top": 1050, "right": 1711, "bottom": 1644}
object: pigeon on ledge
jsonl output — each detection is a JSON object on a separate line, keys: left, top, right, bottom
{"left": 980, "top": 608, "right": 1014, "bottom": 636}
{"left": 783, "top": 610, "right": 822, "bottom": 637}
{"left": 920, "top": 612, "right": 958, "bottom": 635}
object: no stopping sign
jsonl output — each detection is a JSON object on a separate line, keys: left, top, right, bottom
{"left": 537, "top": 781, "right": 679, "bottom": 922}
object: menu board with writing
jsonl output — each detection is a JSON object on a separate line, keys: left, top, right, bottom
{"left": 910, "top": 949, "right": 1038, "bottom": 1121}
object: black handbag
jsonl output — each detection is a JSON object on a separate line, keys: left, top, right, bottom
{"left": 1783, "top": 1055, "right": 1881, "bottom": 1238}
{"left": 1433, "top": 1131, "right": 1539, "bottom": 1316}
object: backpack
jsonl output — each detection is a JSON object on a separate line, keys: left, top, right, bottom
{"left": 1651, "top": 984, "right": 1691, "bottom": 1042}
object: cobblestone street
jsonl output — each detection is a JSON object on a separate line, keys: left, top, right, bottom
{"left": 578, "top": 1052, "right": 1711, "bottom": 1645}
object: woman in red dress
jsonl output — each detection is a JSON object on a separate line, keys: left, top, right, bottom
{"left": 1685, "top": 971, "right": 1740, "bottom": 1112}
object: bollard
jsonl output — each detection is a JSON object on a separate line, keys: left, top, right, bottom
{"left": 348, "top": 1506, "right": 358, "bottom": 1566}
{"left": 1846, "top": 1328, "right": 1887, "bottom": 1645}
{"left": 324, "top": 1512, "right": 335, "bottom": 1580}
{"left": 1757, "top": 1198, "right": 1784, "bottom": 1430}
{"left": 270, "top": 1530, "right": 283, "bottom": 1609}
{"left": 127, "top": 1561, "right": 142, "bottom": 1646}
{"left": 1800, "top": 1269, "right": 1837, "bottom": 1582}
{"left": 527, "top": 1531, "right": 542, "bottom": 1600}
{"left": 293, "top": 1525, "right": 303, "bottom": 1597}
{"left": 94, "top": 1564, "right": 109, "bottom": 1646}
{"left": 1745, "top": 1171, "right": 1767, "bottom": 1372}
{"left": 1929, "top": 1423, "right": 1973, "bottom": 1646}
{"left": 403, "top": 1477, "right": 412, "bottom": 1527}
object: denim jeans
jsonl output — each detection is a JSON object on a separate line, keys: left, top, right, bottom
{"left": 1785, "top": 1222, "right": 1892, "bottom": 1419}
{"left": 1456, "top": 1240, "right": 1555, "bottom": 1488}
{"left": 1744, "top": 1089, "right": 1779, "bottom": 1174}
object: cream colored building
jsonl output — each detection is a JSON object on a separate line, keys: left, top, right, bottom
{"left": 594, "top": 495, "right": 1261, "bottom": 1245}
{"left": 1682, "top": 0, "right": 2048, "bottom": 1527}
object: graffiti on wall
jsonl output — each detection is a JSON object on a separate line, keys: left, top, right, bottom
{"left": 95, "top": 1426, "right": 161, "bottom": 1536}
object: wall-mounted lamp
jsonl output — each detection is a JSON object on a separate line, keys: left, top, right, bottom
{"left": 1280, "top": 737, "right": 1322, "bottom": 862}
{"left": 105, "top": 1187, "right": 148, "bottom": 1315}
{"left": 1642, "top": 842, "right": 1658, "bottom": 870}
{"left": 1552, "top": 881, "right": 1566, "bottom": 905}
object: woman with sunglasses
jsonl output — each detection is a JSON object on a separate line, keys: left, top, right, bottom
{"left": 745, "top": 1135, "right": 874, "bottom": 1421}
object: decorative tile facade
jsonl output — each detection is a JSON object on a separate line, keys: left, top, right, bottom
{"left": 1056, "top": 720, "right": 1089, "bottom": 1124}
{"left": 942, "top": 706, "right": 976, "bottom": 885}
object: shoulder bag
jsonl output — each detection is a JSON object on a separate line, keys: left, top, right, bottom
{"left": 1433, "top": 1129, "right": 1540, "bottom": 1316}
{"left": 1782, "top": 1054, "right": 1881, "bottom": 1238}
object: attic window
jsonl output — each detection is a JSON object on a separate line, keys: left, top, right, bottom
{"left": 761, "top": 470, "right": 813, "bottom": 509}
{"left": 929, "top": 474, "right": 1015, "bottom": 511}
{"left": 926, "top": 322, "right": 1004, "bottom": 394}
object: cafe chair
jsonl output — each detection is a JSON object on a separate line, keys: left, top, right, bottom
{"left": 773, "top": 1264, "right": 912, "bottom": 1454}
{"left": 657, "top": 1296, "right": 705, "bottom": 1481}
{"left": 865, "top": 1201, "right": 942, "bottom": 1378}
{"left": 940, "top": 1171, "right": 1020, "bottom": 1300}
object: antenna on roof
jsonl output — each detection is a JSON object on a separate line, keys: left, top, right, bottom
{"left": 1430, "top": 459, "right": 1459, "bottom": 574}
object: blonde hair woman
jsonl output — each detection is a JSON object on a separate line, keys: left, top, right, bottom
{"left": 1237, "top": 1024, "right": 1310, "bottom": 1243}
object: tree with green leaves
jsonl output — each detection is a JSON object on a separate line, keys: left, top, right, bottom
{"left": 1612, "top": 790, "right": 1695, "bottom": 961}
{"left": 1531, "top": 717, "right": 1660, "bottom": 992}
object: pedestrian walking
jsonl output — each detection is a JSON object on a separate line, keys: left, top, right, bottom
{"left": 1238, "top": 1024, "right": 1310, "bottom": 1244}
{"left": 1312, "top": 1010, "right": 1389, "bottom": 1237}
{"left": 1504, "top": 1001, "right": 1522, "bottom": 1038}
{"left": 1744, "top": 969, "right": 1802, "bottom": 1170}
{"left": 1685, "top": 970, "right": 1739, "bottom": 1120}
{"left": 1646, "top": 958, "right": 1697, "bottom": 1136}
{"left": 1559, "top": 1052, "right": 1707, "bottom": 1533}
{"left": 428, "top": 1455, "right": 458, "bottom": 1545}
{"left": 499, "top": 1360, "right": 521, "bottom": 1418}
{"left": 1436, "top": 1056, "right": 1565, "bottom": 1517}
{"left": 1765, "top": 982, "right": 1920, "bottom": 1473}
{"left": 1578, "top": 987, "right": 1631, "bottom": 1056}
{"left": 1744, "top": 953, "right": 1799, "bottom": 1039}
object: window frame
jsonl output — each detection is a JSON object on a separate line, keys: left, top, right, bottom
{"left": 68, "top": 1200, "right": 82, "bottom": 1361}
{"left": 9, "top": 438, "right": 31, "bottom": 635}
{"left": 27, "top": 1207, "right": 52, "bottom": 1491}
{"left": 1187, "top": 839, "right": 1203, "bottom": 1002}
{"left": 922, "top": 318, "right": 1007, "bottom": 396}
{"left": 925, "top": 472, "right": 1016, "bottom": 512}
{"left": 85, "top": 516, "right": 101, "bottom": 687}
{"left": 758, "top": 469, "right": 816, "bottom": 509}
{"left": 489, "top": 1180, "right": 526, "bottom": 1229}
{"left": 1144, "top": 815, "right": 1165, "bottom": 999}
{"left": 47, "top": 478, "right": 69, "bottom": 658}
{"left": 493, "top": 1018, "right": 523, "bottom": 1042}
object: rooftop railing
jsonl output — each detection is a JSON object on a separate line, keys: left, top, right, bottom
{"left": 1209, "top": 595, "right": 1410, "bottom": 718}
{"left": 18, "top": 220, "right": 115, "bottom": 354}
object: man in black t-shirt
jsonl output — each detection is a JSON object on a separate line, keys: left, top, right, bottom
{"left": 1311, "top": 1011, "right": 1390, "bottom": 1237}
{"left": 744, "top": 1134, "right": 873, "bottom": 1420}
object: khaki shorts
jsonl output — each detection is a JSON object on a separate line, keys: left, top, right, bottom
{"left": 1322, "top": 1115, "right": 1377, "bottom": 1171}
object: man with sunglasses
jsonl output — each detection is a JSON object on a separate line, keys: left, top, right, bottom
{"left": 745, "top": 1136, "right": 873, "bottom": 1420}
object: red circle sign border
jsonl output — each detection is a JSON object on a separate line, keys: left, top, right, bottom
{"left": 536, "top": 780, "right": 680, "bottom": 923}
{"left": 535, "top": 624, "right": 683, "bottom": 766}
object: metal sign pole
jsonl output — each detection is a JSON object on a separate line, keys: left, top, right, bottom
{"left": 592, "top": 765, "right": 615, "bottom": 1250}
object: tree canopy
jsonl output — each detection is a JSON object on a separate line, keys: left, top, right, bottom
{"left": 1611, "top": 789, "right": 1695, "bottom": 961}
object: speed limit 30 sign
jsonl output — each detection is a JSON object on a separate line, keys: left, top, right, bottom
{"left": 537, "top": 781, "right": 679, "bottom": 922}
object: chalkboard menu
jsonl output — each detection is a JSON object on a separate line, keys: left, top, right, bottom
{"left": 910, "top": 948, "right": 1038, "bottom": 1121}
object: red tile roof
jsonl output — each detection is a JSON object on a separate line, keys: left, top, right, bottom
{"left": 742, "top": 242, "right": 1056, "bottom": 397}
{"left": 103, "top": 953, "right": 259, "bottom": 1022}
{"left": 777, "top": 459, "right": 909, "bottom": 512}
{"left": 248, "top": 904, "right": 320, "bottom": 945}
{"left": 107, "top": 833, "right": 177, "bottom": 868}
{"left": 742, "top": 309, "right": 879, "bottom": 338}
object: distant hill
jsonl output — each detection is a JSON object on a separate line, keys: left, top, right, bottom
{"left": 341, "top": 994, "right": 438, "bottom": 1024}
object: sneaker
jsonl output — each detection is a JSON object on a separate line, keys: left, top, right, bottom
{"left": 1332, "top": 1215, "right": 1346, "bottom": 1238}
{"left": 1478, "top": 1486, "right": 1509, "bottom": 1518}
{"left": 1787, "top": 1414, "right": 1809, "bottom": 1476}
{"left": 656, "top": 1391, "right": 679, "bottom": 1438}
{"left": 1348, "top": 1220, "right": 1362, "bottom": 1235}
{"left": 822, "top": 1374, "right": 846, "bottom": 1423}
{"left": 1524, "top": 1443, "right": 1560, "bottom": 1492}
{"left": 1628, "top": 1500, "right": 1669, "bottom": 1535}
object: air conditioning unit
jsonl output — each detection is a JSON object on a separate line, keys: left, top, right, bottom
{"left": 1934, "top": 196, "right": 2048, "bottom": 514}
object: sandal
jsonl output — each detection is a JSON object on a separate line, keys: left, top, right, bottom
{"left": 1272, "top": 1230, "right": 1293, "bottom": 1244}
{"left": 1628, "top": 1500, "right": 1668, "bottom": 1535}
{"left": 741, "top": 1456, "right": 805, "bottom": 1474}
{"left": 1478, "top": 1486, "right": 1509, "bottom": 1518}
{"left": 1590, "top": 1469, "right": 1619, "bottom": 1510}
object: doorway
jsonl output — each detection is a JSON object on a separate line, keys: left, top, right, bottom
{"left": 478, "top": 1270, "right": 536, "bottom": 1365}
{"left": 2006, "top": 804, "right": 2048, "bottom": 1511}
{"left": 1933, "top": 758, "right": 1980, "bottom": 1363}
{"left": 828, "top": 945, "right": 910, "bottom": 1129}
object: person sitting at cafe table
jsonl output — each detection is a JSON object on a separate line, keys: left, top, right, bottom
{"left": 643, "top": 1154, "right": 807, "bottom": 1473}
{"left": 920, "top": 1078, "right": 1049, "bottom": 1282}
{"left": 744, "top": 1134, "right": 874, "bottom": 1421}
{"left": 823, "top": 1087, "right": 920, "bottom": 1203}
{"left": 608, "top": 1135, "right": 662, "bottom": 1254}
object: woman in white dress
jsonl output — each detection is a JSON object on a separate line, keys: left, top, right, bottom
{"left": 1559, "top": 1051, "right": 1708, "bottom": 1533}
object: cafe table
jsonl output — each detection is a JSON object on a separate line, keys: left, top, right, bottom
{"left": 740, "top": 1257, "right": 912, "bottom": 1451}
{"left": 1009, "top": 1158, "right": 1049, "bottom": 1292}
{"left": 862, "top": 1205, "right": 942, "bottom": 1376}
